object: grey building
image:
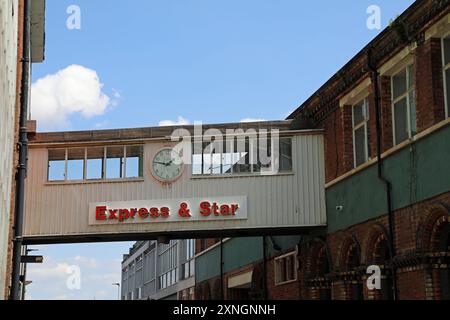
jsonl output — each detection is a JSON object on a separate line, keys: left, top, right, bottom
{"left": 121, "top": 239, "right": 195, "bottom": 300}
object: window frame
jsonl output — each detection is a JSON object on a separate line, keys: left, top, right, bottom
{"left": 191, "top": 135, "right": 294, "bottom": 177}
{"left": 391, "top": 64, "right": 416, "bottom": 146}
{"left": 274, "top": 250, "right": 298, "bottom": 286}
{"left": 352, "top": 98, "right": 370, "bottom": 168}
{"left": 442, "top": 32, "right": 450, "bottom": 119}
{"left": 47, "top": 145, "right": 144, "bottom": 182}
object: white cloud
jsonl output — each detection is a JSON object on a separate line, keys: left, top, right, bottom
{"left": 240, "top": 118, "right": 266, "bottom": 123}
{"left": 158, "top": 116, "right": 190, "bottom": 126}
{"left": 74, "top": 256, "right": 98, "bottom": 269}
{"left": 26, "top": 255, "right": 122, "bottom": 300}
{"left": 27, "top": 260, "right": 71, "bottom": 280}
{"left": 31, "top": 65, "right": 111, "bottom": 130}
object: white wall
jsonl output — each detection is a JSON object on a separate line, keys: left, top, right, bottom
{"left": 0, "top": 0, "right": 19, "bottom": 299}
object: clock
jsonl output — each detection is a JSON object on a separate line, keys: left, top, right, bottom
{"left": 151, "top": 147, "right": 184, "bottom": 182}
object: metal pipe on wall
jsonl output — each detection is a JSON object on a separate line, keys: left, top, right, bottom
{"left": 367, "top": 48, "right": 398, "bottom": 300}
{"left": 10, "top": 0, "right": 31, "bottom": 300}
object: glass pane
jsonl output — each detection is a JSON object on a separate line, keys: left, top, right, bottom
{"left": 354, "top": 126, "right": 367, "bottom": 167}
{"left": 444, "top": 36, "right": 450, "bottom": 66}
{"left": 202, "top": 153, "right": 212, "bottom": 175}
{"left": 235, "top": 138, "right": 251, "bottom": 173}
{"left": 409, "top": 90, "right": 417, "bottom": 136}
{"left": 192, "top": 154, "right": 202, "bottom": 175}
{"left": 67, "top": 148, "right": 85, "bottom": 180}
{"left": 392, "top": 69, "right": 407, "bottom": 100}
{"left": 353, "top": 100, "right": 365, "bottom": 126}
{"left": 126, "top": 145, "right": 143, "bottom": 178}
{"left": 86, "top": 147, "right": 104, "bottom": 180}
{"left": 212, "top": 153, "right": 221, "bottom": 174}
{"left": 211, "top": 140, "right": 223, "bottom": 175}
{"left": 394, "top": 98, "right": 409, "bottom": 144}
{"left": 407, "top": 65, "right": 414, "bottom": 89}
{"left": 279, "top": 138, "right": 292, "bottom": 172}
{"left": 106, "top": 146, "right": 124, "bottom": 179}
{"left": 48, "top": 149, "right": 66, "bottom": 181}
{"left": 259, "top": 136, "right": 272, "bottom": 170}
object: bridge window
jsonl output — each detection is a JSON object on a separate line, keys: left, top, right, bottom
{"left": 86, "top": 147, "right": 104, "bottom": 180}
{"left": 67, "top": 148, "right": 85, "bottom": 180}
{"left": 106, "top": 146, "right": 124, "bottom": 179}
{"left": 126, "top": 145, "right": 144, "bottom": 178}
{"left": 47, "top": 145, "right": 143, "bottom": 182}
{"left": 48, "top": 149, "right": 66, "bottom": 181}
{"left": 192, "top": 136, "right": 293, "bottom": 176}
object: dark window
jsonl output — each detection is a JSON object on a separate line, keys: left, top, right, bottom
{"left": 392, "top": 65, "right": 416, "bottom": 145}
{"left": 443, "top": 36, "right": 450, "bottom": 117}
{"left": 353, "top": 99, "right": 370, "bottom": 167}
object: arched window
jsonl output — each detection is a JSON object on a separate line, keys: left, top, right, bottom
{"left": 437, "top": 223, "right": 450, "bottom": 299}
{"left": 341, "top": 239, "right": 363, "bottom": 300}
{"left": 367, "top": 230, "right": 394, "bottom": 300}
{"left": 306, "top": 242, "right": 332, "bottom": 300}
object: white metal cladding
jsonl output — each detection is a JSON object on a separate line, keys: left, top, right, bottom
{"left": 22, "top": 133, "right": 326, "bottom": 241}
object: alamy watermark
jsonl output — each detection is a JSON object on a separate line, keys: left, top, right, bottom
{"left": 167, "top": 122, "right": 282, "bottom": 175}
{"left": 66, "top": 5, "right": 81, "bottom": 30}
{"left": 367, "top": 5, "right": 381, "bottom": 30}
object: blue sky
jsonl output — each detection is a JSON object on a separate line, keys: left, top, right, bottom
{"left": 27, "top": 0, "right": 415, "bottom": 300}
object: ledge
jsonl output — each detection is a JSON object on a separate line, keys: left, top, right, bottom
{"left": 325, "top": 117, "right": 450, "bottom": 189}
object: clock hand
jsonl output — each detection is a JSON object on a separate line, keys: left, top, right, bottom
{"left": 154, "top": 161, "right": 170, "bottom": 166}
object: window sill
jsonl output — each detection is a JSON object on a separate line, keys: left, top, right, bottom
{"left": 325, "top": 116, "right": 450, "bottom": 189}
{"left": 190, "top": 171, "right": 295, "bottom": 180}
{"left": 45, "top": 177, "right": 145, "bottom": 186}
{"left": 275, "top": 279, "right": 298, "bottom": 286}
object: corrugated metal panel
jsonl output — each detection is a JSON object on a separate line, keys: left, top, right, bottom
{"left": 23, "top": 134, "right": 326, "bottom": 241}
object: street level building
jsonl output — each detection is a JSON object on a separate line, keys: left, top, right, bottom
{"left": 121, "top": 240, "right": 195, "bottom": 300}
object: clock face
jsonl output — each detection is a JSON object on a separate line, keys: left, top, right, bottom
{"left": 151, "top": 148, "right": 184, "bottom": 182}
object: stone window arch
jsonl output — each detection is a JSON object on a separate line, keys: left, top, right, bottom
{"left": 365, "top": 224, "right": 394, "bottom": 300}
{"left": 417, "top": 203, "right": 450, "bottom": 300}
{"left": 306, "top": 239, "right": 332, "bottom": 300}
{"left": 339, "top": 235, "right": 363, "bottom": 300}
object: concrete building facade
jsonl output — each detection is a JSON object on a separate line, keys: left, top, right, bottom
{"left": 121, "top": 240, "right": 195, "bottom": 300}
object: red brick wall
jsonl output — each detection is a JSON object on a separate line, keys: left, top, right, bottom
{"left": 265, "top": 253, "right": 301, "bottom": 300}
{"left": 415, "top": 38, "right": 446, "bottom": 133}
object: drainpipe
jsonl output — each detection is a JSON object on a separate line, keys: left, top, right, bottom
{"left": 367, "top": 49, "right": 398, "bottom": 300}
{"left": 220, "top": 238, "right": 224, "bottom": 300}
{"left": 10, "top": 0, "right": 31, "bottom": 300}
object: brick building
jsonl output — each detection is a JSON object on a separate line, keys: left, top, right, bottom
{"left": 0, "top": 0, "right": 45, "bottom": 299}
{"left": 194, "top": 0, "right": 450, "bottom": 300}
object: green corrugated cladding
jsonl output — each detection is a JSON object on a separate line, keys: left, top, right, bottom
{"left": 326, "top": 124, "right": 450, "bottom": 233}
{"left": 195, "top": 235, "right": 302, "bottom": 283}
